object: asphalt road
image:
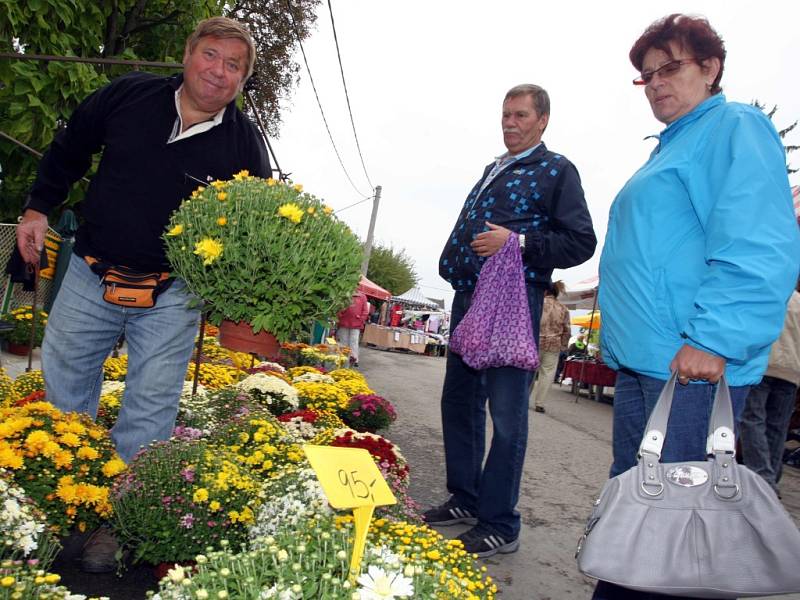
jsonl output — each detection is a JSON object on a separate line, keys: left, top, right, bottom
{"left": 358, "top": 346, "right": 800, "bottom": 600}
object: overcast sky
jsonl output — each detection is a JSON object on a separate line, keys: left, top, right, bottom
{"left": 272, "top": 0, "right": 800, "bottom": 309}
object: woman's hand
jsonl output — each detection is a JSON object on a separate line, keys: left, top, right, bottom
{"left": 669, "top": 344, "right": 726, "bottom": 384}
{"left": 470, "top": 222, "right": 512, "bottom": 257}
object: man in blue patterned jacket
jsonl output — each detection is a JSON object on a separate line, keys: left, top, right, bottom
{"left": 424, "top": 84, "right": 596, "bottom": 557}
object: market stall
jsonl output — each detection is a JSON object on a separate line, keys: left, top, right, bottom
{"left": 365, "top": 286, "right": 448, "bottom": 355}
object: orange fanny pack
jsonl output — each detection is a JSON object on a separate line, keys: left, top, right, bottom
{"left": 85, "top": 256, "right": 173, "bottom": 309}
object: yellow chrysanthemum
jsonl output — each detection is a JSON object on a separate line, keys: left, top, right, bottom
{"left": 0, "top": 446, "right": 23, "bottom": 469}
{"left": 193, "top": 488, "right": 209, "bottom": 503}
{"left": 209, "top": 500, "right": 221, "bottom": 511}
{"left": 101, "top": 458, "right": 127, "bottom": 477}
{"left": 277, "top": 203, "right": 304, "bottom": 224}
{"left": 210, "top": 180, "right": 227, "bottom": 190}
{"left": 59, "top": 432, "right": 82, "bottom": 447}
{"left": 217, "top": 216, "right": 228, "bottom": 226}
{"left": 322, "top": 205, "right": 334, "bottom": 215}
{"left": 266, "top": 178, "right": 277, "bottom": 187}
{"left": 233, "top": 170, "right": 250, "bottom": 180}
{"left": 167, "top": 224, "right": 184, "bottom": 236}
{"left": 193, "top": 238, "right": 224, "bottom": 266}
{"left": 76, "top": 446, "right": 100, "bottom": 460}
{"left": 293, "top": 184, "right": 303, "bottom": 192}
{"left": 217, "top": 191, "right": 228, "bottom": 201}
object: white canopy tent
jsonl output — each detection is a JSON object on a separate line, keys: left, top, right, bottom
{"left": 391, "top": 286, "right": 441, "bottom": 310}
{"left": 560, "top": 275, "right": 598, "bottom": 310}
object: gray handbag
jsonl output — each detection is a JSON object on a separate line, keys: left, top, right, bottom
{"left": 576, "top": 372, "right": 800, "bottom": 598}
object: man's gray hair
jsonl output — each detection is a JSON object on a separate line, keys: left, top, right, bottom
{"left": 504, "top": 84, "right": 550, "bottom": 117}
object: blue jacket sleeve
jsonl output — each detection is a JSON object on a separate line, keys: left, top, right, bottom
{"left": 683, "top": 106, "right": 800, "bottom": 362}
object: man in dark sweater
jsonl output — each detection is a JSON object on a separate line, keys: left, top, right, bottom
{"left": 424, "top": 84, "right": 596, "bottom": 557}
{"left": 16, "top": 16, "right": 269, "bottom": 572}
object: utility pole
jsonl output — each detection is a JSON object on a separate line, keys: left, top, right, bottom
{"left": 360, "top": 185, "right": 382, "bottom": 276}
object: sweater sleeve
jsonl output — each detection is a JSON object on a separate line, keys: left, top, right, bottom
{"left": 523, "top": 161, "right": 597, "bottom": 270}
{"left": 25, "top": 75, "right": 131, "bottom": 215}
{"left": 682, "top": 107, "right": 800, "bottom": 362}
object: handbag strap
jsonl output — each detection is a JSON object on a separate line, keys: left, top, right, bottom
{"left": 638, "top": 371, "right": 735, "bottom": 460}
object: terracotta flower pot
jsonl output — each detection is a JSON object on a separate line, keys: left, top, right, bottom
{"left": 6, "top": 342, "right": 31, "bottom": 356}
{"left": 218, "top": 319, "right": 279, "bottom": 358}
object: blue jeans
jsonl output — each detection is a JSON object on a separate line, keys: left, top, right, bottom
{"left": 739, "top": 375, "right": 797, "bottom": 491}
{"left": 441, "top": 287, "right": 543, "bottom": 540}
{"left": 42, "top": 254, "right": 200, "bottom": 463}
{"left": 593, "top": 369, "right": 749, "bottom": 600}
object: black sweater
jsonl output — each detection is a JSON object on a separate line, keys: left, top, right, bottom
{"left": 26, "top": 72, "right": 270, "bottom": 272}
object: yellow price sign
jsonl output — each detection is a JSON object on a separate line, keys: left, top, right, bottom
{"left": 303, "top": 444, "right": 396, "bottom": 581}
{"left": 303, "top": 444, "right": 396, "bottom": 509}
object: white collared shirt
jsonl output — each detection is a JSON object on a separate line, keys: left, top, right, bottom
{"left": 477, "top": 143, "right": 541, "bottom": 197}
{"left": 167, "top": 86, "right": 226, "bottom": 144}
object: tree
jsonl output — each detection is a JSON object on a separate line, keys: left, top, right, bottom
{"left": 0, "top": 0, "right": 320, "bottom": 219}
{"left": 365, "top": 243, "right": 419, "bottom": 297}
{"left": 752, "top": 100, "right": 798, "bottom": 175}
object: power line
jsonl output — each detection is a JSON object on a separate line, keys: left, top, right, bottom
{"left": 326, "top": 0, "right": 374, "bottom": 190}
{"left": 285, "top": 1, "right": 370, "bottom": 198}
{"left": 334, "top": 194, "right": 373, "bottom": 214}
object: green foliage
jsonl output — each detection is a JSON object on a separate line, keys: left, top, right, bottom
{"left": 752, "top": 100, "right": 798, "bottom": 175}
{"left": 0, "top": 0, "right": 320, "bottom": 218}
{"left": 365, "top": 243, "right": 419, "bottom": 296}
{"left": 164, "top": 174, "right": 363, "bottom": 341}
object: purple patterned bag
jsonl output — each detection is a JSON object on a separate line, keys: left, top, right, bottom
{"left": 449, "top": 233, "right": 540, "bottom": 371}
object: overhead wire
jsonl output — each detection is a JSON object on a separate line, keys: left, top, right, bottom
{"left": 334, "top": 194, "right": 373, "bottom": 214}
{"left": 285, "top": 1, "right": 371, "bottom": 199}
{"left": 326, "top": 0, "right": 374, "bottom": 191}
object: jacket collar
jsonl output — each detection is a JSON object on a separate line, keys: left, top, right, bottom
{"left": 653, "top": 94, "right": 725, "bottom": 146}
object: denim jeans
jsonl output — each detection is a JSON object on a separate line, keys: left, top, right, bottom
{"left": 441, "top": 286, "right": 543, "bottom": 540}
{"left": 739, "top": 375, "right": 797, "bottom": 491}
{"left": 593, "top": 369, "right": 749, "bottom": 600}
{"left": 42, "top": 254, "right": 200, "bottom": 463}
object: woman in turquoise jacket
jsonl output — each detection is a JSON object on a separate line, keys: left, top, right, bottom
{"left": 596, "top": 15, "right": 799, "bottom": 599}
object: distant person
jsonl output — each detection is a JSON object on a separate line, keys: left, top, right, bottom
{"left": 336, "top": 290, "right": 369, "bottom": 366}
{"left": 595, "top": 14, "right": 799, "bottom": 599}
{"left": 740, "top": 286, "right": 800, "bottom": 495}
{"left": 530, "top": 281, "right": 571, "bottom": 413}
{"left": 426, "top": 83, "right": 596, "bottom": 558}
{"left": 16, "top": 16, "right": 269, "bottom": 574}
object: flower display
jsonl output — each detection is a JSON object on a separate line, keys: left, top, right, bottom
{"left": 209, "top": 412, "right": 302, "bottom": 478}
{"left": 163, "top": 174, "right": 363, "bottom": 341}
{"left": 184, "top": 363, "right": 244, "bottom": 390}
{"left": 0, "top": 306, "right": 48, "bottom": 347}
{"left": 0, "top": 369, "right": 18, "bottom": 408}
{"left": 0, "top": 561, "right": 108, "bottom": 600}
{"left": 0, "top": 402, "right": 124, "bottom": 534}
{"left": 294, "top": 382, "right": 350, "bottom": 414}
{"left": 276, "top": 409, "right": 345, "bottom": 441}
{"left": 102, "top": 355, "right": 128, "bottom": 381}
{"left": 330, "top": 430, "right": 409, "bottom": 483}
{"left": 291, "top": 371, "right": 335, "bottom": 385}
{"left": 328, "top": 368, "right": 367, "bottom": 383}
{"left": 236, "top": 372, "right": 299, "bottom": 415}
{"left": 11, "top": 371, "right": 45, "bottom": 401}
{"left": 0, "top": 471, "right": 59, "bottom": 567}
{"left": 342, "top": 394, "right": 397, "bottom": 433}
{"left": 111, "top": 439, "right": 262, "bottom": 565}
{"left": 334, "top": 377, "right": 374, "bottom": 399}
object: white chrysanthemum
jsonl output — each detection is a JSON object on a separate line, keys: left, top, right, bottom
{"left": 180, "top": 380, "right": 207, "bottom": 401}
{"left": 357, "top": 565, "right": 414, "bottom": 599}
{"left": 100, "top": 380, "right": 126, "bottom": 396}
{"left": 292, "top": 372, "right": 335, "bottom": 385}
{"left": 238, "top": 373, "right": 299, "bottom": 408}
{"left": 0, "top": 474, "right": 46, "bottom": 557}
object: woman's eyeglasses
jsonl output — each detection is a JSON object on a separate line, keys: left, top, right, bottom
{"left": 633, "top": 58, "right": 699, "bottom": 86}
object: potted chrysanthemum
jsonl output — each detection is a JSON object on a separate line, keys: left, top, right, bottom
{"left": 163, "top": 172, "right": 363, "bottom": 355}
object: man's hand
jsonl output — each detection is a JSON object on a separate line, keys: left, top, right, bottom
{"left": 470, "top": 222, "right": 512, "bottom": 257}
{"left": 669, "top": 344, "right": 726, "bottom": 385}
{"left": 16, "top": 209, "right": 49, "bottom": 265}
